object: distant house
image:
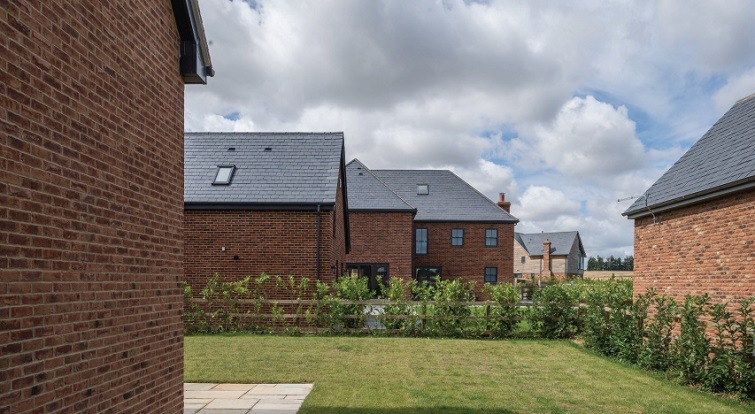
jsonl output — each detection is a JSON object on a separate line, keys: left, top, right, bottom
{"left": 514, "top": 232, "right": 586, "bottom": 281}
{"left": 184, "top": 132, "right": 350, "bottom": 297}
{"left": 623, "top": 94, "right": 755, "bottom": 305}
{"left": 345, "top": 160, "right": 518, "bottom": 295}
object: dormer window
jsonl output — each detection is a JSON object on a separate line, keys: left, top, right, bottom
{"left": 213, "top": 165, "right": 235, "bottom": 185}
{"left": 417, "top": 184, "right": 429, "bottom": 195}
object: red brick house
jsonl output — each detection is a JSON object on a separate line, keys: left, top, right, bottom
{"left": 1, "top": 1, "right": 212, "bottom": 413}
{"left": 345, "top": 160, "right": 518, "bottom": 295}
{"left": 184, "top": 132, "right": 350, "bottom": 297}
{"left": 514, "top": 231, "right": 586, "bottom": 281}
{"left": 623, "top": 94, "right": 755, "bottom": 306}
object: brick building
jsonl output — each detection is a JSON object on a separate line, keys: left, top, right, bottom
{"left": 184, "top": 132, "right": 350, "bottom": 297}
{"left": 345, "top": 160, "right": 518, "bottom": 295}
{"left": 1, "top": 1, "right": 212, "bottom": 413}
{"left": 514, "top": 231, "right": 586, "bottom": 281}
{"left": 623, "top": 94, "right": 755, "bottom": 306}
{"left": 344, "top": 160, "right": 416, "bottom": 291}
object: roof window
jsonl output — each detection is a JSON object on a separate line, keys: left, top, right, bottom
{"left": 213, "top": 165, "right": 235, "bottom": 185}
{"left": 417, "top": 184, "right": 429, "bottom": 195}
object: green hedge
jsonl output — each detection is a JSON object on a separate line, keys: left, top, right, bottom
{"left": 184, "top": 274, "right": 754, "bottom": 400}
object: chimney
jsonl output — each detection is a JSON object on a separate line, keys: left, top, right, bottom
{"left": 497, "top": 193, "right": 511, "bottom": 213}
{"left": 542, "top": 239, "right": 552, "bottom": 278}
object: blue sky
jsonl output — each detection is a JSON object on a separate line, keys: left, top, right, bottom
{"left": 186, "top": 0, "right": 755, "bottom": 257}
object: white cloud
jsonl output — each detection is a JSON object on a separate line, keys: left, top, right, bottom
{"left": 532, "top": 96, "right": 644, "bottom": 178}
{"left": 448, "top": 159, "right": 518, "bottom": 203}
{"left": 514, "top": 186, "right": 580, "bottom": 222}
{"left": 714, "top": 68, "right": 755, "bottom": 113}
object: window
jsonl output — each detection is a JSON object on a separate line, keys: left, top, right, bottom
{"left": 451, "top": 228, "right": 464, "bottom": 246}
{"left": 415, "top": 266, "right": 441, "bottom": 284}
{"left": 484, "top": 267, "right": 498, "bottom": 283}
{"left": 213, "top": 165, "right": 235, "bottom": 185}
{"left": 521, "top": 256, "right": 526, "bottom": 264}
{"left": 417, "top": 184, "right": 429, "bottom": 195}
{"left": 415, "top": 228, "right": 428, "bottom": 254}
{"left": 485, "top": 228, "right": 498, "bottom": 247}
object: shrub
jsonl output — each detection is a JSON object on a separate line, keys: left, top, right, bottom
{"left": 330, "top": 274, "right": 373, "bottom": 330}
{"left": 529, "top": 282, "right": 582, "bottom": 339}
{"left": 637, "top": 291, "right": 677, "bottom": 371}
{"left": 582, "top": 279, "right": 642, "bottom": 362}
{"left": 674, "top": 294, "right": 711, "bottom": 385}
{"left": 381, "top": 277, "right": 416, "bottom": 332}
{"left": 429, "top": 278, "right": 476, "bottom": 337}
{"left": 703, "top": 299, "right": 755, "bottom": 398}
{"left": 484, "top": 282, "right": 520, "bottom": 337}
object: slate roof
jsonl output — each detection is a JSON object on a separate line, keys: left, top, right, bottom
{"left": 185, "top": 132, "right": 344, "bottom": 206}
{"left": 624, "top": 94, "right": 755, "bottom": 217}
{"left": 363, "top": 166, "right": 518, "bottom": 223}
{"left": 345, "top": 159, "right": 415, "bottom": 212}
{"left": 515, "top": 231, "right": 585, "bottom": 257}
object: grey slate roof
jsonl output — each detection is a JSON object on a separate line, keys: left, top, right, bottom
{"left": 367, "top": 167, "right": 518, "bottom": 223}
{"left": 346, "top": 159, "right": 415, "bottom": 212}
{"left": 624, "top": 94, "right": 755, "bottom": 217}
{"left": 185, "top": 132, "right": 344, "bottom": 206}
{"left": 515, "top": 231, "right": 585, "bottom": 257}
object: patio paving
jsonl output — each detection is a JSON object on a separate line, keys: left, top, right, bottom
{"left": 185, "top": 383, "right": 313, "bottom": 414}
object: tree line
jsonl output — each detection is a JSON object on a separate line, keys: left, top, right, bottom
{"left": 586, "top": 255, "right": 633, "bottom": 271}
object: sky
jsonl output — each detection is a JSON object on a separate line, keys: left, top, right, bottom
{"left": 185, "top": 0, "right": 755, "bottom": 258}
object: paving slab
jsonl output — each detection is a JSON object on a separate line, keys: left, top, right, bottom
{"left": 186, "top": 390, "right": 247, "bottom": 400}
{"left": 185, "top": 383, "right": 312, "bottom": 414}
{"left": 186, "top": 383, "right": 218, "bottom": 391}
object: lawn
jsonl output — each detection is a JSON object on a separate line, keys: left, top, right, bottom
{"left": 184, "top": 335, "right": 753, "bottom": 414}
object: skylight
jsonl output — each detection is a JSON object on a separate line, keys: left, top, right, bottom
{"left": 417, "top": 184, "right": 429, "bottom": 195}
{"left": 213, "top": 165, "right": 235, "bottom": 185}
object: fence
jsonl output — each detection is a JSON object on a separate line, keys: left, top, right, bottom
{"left": 185, "top": 297, "right": 553, "bottom": 337}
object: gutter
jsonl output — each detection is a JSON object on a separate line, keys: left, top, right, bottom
{"left": 316, "top": 204, "right": 322, "bottom": 281}
{"left": 184, "top": 202, "right": 336, "bottom": 211}
{"left": 624, "top": 179, "right": 755, "bottom": 219}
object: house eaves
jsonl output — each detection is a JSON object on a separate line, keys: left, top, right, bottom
{"left": 623, "top": 177, "right": 755, "bottom": 219}
{"left": 172, "top": 0, "right": 214, "bottom": 84}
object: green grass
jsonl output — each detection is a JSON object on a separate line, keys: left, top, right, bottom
{"left": 185, "top": 335, "right": 753, "bottom": 414}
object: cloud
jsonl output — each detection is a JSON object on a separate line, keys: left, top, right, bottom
{"left": 504, "top": 96, "right": 645, "bottom": 181}
{"left": 657, "top": 0, "right": 755, "bottom": 72}
{"left": 448, "top": 159, "right": 518, "bottom": 203}
{"left": 514, "top": 186, "right": 580, "bottom": 222}
{"left": 714, "top": 68, "right": 755, "bottom": 113}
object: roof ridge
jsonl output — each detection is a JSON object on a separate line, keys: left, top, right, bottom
{"left": 350, "top": 159, "right": 416, "bottom": 210}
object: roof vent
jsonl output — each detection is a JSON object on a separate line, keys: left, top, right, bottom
{"left": 228, "top": 147, "right": 235, "bottom": 151}
{"left": 264, "top": 147, "right": 272, "bottom": 152}
{"left": 358, "top": 172, "right": 364, "bottom": 176}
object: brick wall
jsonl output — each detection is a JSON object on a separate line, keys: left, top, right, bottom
{"left": 1, "top": 2, "right": 185, "bottom": 413}
{"left": 184, "top": 208, "right": 341, "bottom": 297}
{"left": 414, "top": 222, "right": 514, "bottom": 296}
{"left": 633, "top": 190, "right": 755, "bottom": 306}
{"left": 330, "top": 174, "right": 348, "bottom": 278}
{"left": 345, "top": 211, "right": 414, "bottom": 279}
